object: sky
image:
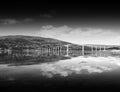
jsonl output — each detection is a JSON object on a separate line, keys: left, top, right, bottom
{"left": 0, "top": 2, "right": 120, "bottom": 45}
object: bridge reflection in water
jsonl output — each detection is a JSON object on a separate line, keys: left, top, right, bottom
{"left": 0, "top": 45, "right": 120, "bottom": 89}
{"left": 22, "top": 44, "right": 120, "bottom": 57}
{"left": 0, "top": 44, "right": 119, "bottom": 66}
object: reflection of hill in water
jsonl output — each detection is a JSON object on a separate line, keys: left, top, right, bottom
{"left": 0, "top": 50, "right": 71, "bottom": 66}
{"left": 0, "top": 49, "right": 120, "bottom": 66}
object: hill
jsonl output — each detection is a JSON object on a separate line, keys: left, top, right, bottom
{"left": 0, "top": 35, "right": 71, "bottom": 50}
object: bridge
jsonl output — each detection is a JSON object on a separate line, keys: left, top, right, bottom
{"left": 64, "top": 44, "right": 120, "bottom": 56}
{"left": 1, "top": 44, "right": 120, "bottom": 57}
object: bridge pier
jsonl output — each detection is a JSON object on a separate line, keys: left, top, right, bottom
{"left": 91, "top": 46, "right": 93, "bottom": 52}
{"left": 99, "top": 46, "right": 102, "bottom": 51}
{"left": 96, "top": 46, "right": 97, "bottom": 51}
{"left": 64, "top": 44, "right": 70, "bottom": 57}
{"left": 104, "top": 46, "right": 106, "bottom": 51}
{"left": 82, "top": 45, "right": 84, "bottom": 56}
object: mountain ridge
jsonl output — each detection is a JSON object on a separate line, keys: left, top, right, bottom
{"left": 0, "top": 35, "right": 72, "bottom": 49}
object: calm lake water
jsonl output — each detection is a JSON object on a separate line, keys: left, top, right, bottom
{"left": 0, "top": 49, "right": 120, "bottom": 90}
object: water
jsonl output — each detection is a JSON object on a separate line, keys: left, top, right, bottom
{"left": 0, "top": 49, "right": 120, "bottom": 90}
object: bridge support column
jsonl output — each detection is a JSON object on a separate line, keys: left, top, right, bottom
{"left": 64, "top": 44, "right": 70, "bottom": 57}
{"left": 82, "top": 45, "right": 84, "bottom": 56}
{"left": 104, "top": 46, "right": 106, "bottom": 51}
{"left": 66, "top": 45, "right": 69, "bottom": 56}
{"left": 96, "top": 46, "right": 97, "bottom": 52}
{"left": 100, "top": 46, "right": 101, "bottom": 51}
{"left": 91, "top": 46, "right": 93, "bottom": 52}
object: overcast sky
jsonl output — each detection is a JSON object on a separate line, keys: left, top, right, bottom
{"left": 0, "top": 3, "right": 120, "bottom": 45}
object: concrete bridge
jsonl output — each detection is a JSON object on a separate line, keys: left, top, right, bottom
{"left": 64, "top": 44, "right": 120, "bottom": 56}
{"left": 2, "top": 44, "right": 120, "bottom": 57}
{"left": 34, "top": 44, "right": 120, "bottom": 57}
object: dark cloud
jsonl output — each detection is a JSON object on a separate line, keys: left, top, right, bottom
{"left": 0, "top": 18, "right": 34, "bottom": 25}
{"left": 23, "top": 18, "right": 34, "bottom": 22}
{"left": 0, "top": 19, "right": 19, "bottom": 24}
{"left": 40, "top": 14, "right": 53, "bottom": 18}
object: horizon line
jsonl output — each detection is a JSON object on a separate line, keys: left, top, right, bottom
{"left": 0, "top": 34, "right": 120, "bottom": 46}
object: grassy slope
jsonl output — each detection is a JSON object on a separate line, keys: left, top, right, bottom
{"left": 0, "top": 35, "right": 71, "bottom": 49}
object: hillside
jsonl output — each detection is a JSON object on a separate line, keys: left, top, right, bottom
{"left": 0, "top": 35, "right": 71, "bottom": 50}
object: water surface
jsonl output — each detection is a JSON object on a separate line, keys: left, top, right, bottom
{"left": 0, "top": 49, "right": 120, "bottom": 89}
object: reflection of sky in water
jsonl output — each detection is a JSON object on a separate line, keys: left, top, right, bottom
{"left": 39, "top": 56, "right": 120, "bottom": 77}
{"left": 0, "top": 56, "right": 120, "bottom": 80}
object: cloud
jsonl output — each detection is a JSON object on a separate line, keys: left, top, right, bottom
{"left": 38, "top": 56, "right": 120, "bottom": 77}
{"left": 23, "top": 18, "right": 34, "bottom": 22}
{"left": 40, "top": 14, "right": 53, "bottom": 18}
{"left": 0, "top": 18, "right": 34, "bottom": 25}
{"left": 38, "top": 25, "right": 120, "bottom": 45}
{"left": 0, "top": 19, "right": 19, "bottom": 24}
